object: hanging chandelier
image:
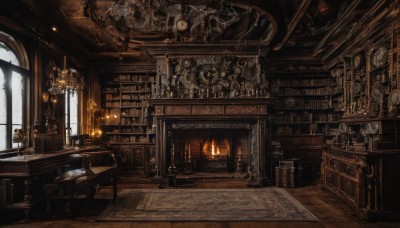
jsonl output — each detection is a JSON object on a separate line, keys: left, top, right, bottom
{"left": 46, "top": 59, "right": 84, "bottom": 95}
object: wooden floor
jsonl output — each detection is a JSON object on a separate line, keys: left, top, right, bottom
{"left": 1, "top": 178, "right": 400, "bottom": 228}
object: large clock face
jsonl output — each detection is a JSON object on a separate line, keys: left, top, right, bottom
{"left": 371, "top": 46, "right": 388, "bottom": 68}
{"left": 339, "top": 123, "right": 348, "bottom": 134}
{"left": 389, "top": 90, "right": 400, "bottom": 106}
{"left": 176, "top": 19, "right": 188, "bottom": 32}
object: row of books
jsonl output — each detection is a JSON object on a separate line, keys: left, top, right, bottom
{"left": 278, "top": 87, "right": 330, "bottom": 95}
{"left": 113, "top": 74, "right": 151, "bottom": 82}
{"left": 275, "top": 113, "right": 340, "bottom": 123}
{"left": 275, "top": 78, "right": 329, "bottom": 87}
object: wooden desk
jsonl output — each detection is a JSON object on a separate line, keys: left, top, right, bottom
{"left": 0, "top": 147, "right": 98, "bottom": 218}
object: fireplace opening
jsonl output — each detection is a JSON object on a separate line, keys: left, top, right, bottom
{"left": 171, "top": 129, "right": 249, "bottom": 174}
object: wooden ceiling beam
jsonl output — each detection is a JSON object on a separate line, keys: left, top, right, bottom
{"left": 273, "top": 0, "right": 312, "bottom": 51}
{"left": 313, "top": 0, "right": 363, "bottom": 57}
{"left": 322, "top": 0, "right": 392, "bottom": 62}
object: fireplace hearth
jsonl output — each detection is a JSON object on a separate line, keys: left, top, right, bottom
{"left": 172, "top": 128, "right": 249, "bottom": 174}
{"left": 148, "top": 98, "right": 274, "bottom": 186}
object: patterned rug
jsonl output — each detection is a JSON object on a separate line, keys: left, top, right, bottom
{"left": 97, "top": 188, "right": 319, "bottom": 222}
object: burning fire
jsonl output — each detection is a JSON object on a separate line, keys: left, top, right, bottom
{"left": 211, "top": 139, "right": 221, "bottom": 158}
{"left": 203, "top": 138, "right": 229, "bottom": 158}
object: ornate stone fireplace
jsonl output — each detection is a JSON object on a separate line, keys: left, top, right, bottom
{"left": 148, "top": 98, "right": 273, "bottom": 186}
{"left": 145, "top": 54, "right": 273, "bottom": 185}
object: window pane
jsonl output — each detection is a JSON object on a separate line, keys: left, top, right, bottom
{"left": 0, "top": 33, "right": 26, "bottom": 150}
{"left": 0, "top": 125, "right": 6, "bottom": 150}
{"left": 65, "top": 92, "right": 79, "bottom": 136}
{"left": 70, "top": 123, "right": 78, "bottom": 136}
{"left": 11, "top": 71, "right": 24, "bottom": 125}
{"left": 0, "top": 42, "right": 20, "bottom": 66}
{"left": 0, "top": 69, "right": 6, "bottom": 124}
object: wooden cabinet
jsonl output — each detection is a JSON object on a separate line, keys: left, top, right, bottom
{"left": 100, "top": 70, "right": 156, "bottom": 175}
{"left": 322, "top": 145, "right": 400, "bottom": 221}
{"left": 322, "top": 148, "right": 365, "bottom": 209}
{"left": 321, "top": 23, "right": 400, "bottom": 221}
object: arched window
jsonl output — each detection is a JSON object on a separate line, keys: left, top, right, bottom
{"left": 0, "top": 32, "right": 29, "bottom": 150}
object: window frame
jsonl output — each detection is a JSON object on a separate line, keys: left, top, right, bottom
{"left": 0, "top": 60, "right": 29, "bottom": 149}
{"left": 0, "top": 32, "right": 29, "bottom": 150}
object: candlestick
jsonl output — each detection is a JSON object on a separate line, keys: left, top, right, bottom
{"left": 188, "top": 144, "right": 191, "bottom": 160}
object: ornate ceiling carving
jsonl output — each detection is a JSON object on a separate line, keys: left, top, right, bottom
{"left": 84, "top": 0, "right": 277, "bottom": 49}
{"left": 2, "top": 0, "right": 394, "bottom": 63}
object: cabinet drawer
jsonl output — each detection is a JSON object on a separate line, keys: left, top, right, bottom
{"left": 325, "top": 169, "right": 339, "bottom": 188}
{"left": 339, "top": 176, "right": 358, "bottom": 202}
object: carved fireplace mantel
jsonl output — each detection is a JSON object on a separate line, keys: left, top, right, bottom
{"left": 149, "top": 98, "right": 273, "bottom": 117}
{"left": 148, "top": 98, "right": 274, "bottom": 186}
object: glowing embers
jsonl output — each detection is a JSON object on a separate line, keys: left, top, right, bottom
{"left": 202, "top": 137, "right": 230, "bottom": 160}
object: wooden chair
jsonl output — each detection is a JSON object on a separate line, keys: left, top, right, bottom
{"left": 53, "top": 150, "right": 118, "bottom": 216}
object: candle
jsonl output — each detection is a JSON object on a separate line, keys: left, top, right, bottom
{"left": 188, "top": 144, "right": 191, "bottom": 160}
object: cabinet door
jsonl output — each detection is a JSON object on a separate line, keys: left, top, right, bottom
{"left": 145, "top": 146, "right": 157, "bottom": 174}
{"left": 118, "top": 147, "right": 134, "bottom": 169}
{"left": 132, "top": 147, "right": 144, "bottom": 168}
{"left": 118, "top": 146, "right": 145, "bottom": 169}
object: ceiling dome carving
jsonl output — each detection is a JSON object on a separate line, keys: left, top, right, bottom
{"left": 85, "top": 0, "right": 277, "bottom": 48}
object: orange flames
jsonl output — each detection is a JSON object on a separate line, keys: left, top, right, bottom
{"left": 210, "top": 139, "right": 221, "bottom": 158}
{"left": 203, "top": 138, "right": 229, "bottom": 158}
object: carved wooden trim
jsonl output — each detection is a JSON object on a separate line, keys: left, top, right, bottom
{"left": 191, "top": 105, "right": 224, "bottom": 115}
{"left": 170, "top": 122, "right": 254, "bottom": 130}
{"left": 148, "top": 98, "right": 274, "bottom": 117}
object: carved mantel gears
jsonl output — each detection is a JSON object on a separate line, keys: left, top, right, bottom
{"left": 156, "top": 55, "right": 268, "bottom": 99}
{"left": 198, "top": 64, "right": 219, "bottom": 86}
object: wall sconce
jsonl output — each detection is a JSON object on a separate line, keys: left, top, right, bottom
{"left": 42, "top": 92, "right": 49, "bottom": 103}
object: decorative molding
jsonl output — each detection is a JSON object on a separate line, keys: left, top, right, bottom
{"left": 170, "top": 122, "right": 254, "bottom": 130}
{"left": 86, "top": 0, "right": 277, "bottom": 48}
